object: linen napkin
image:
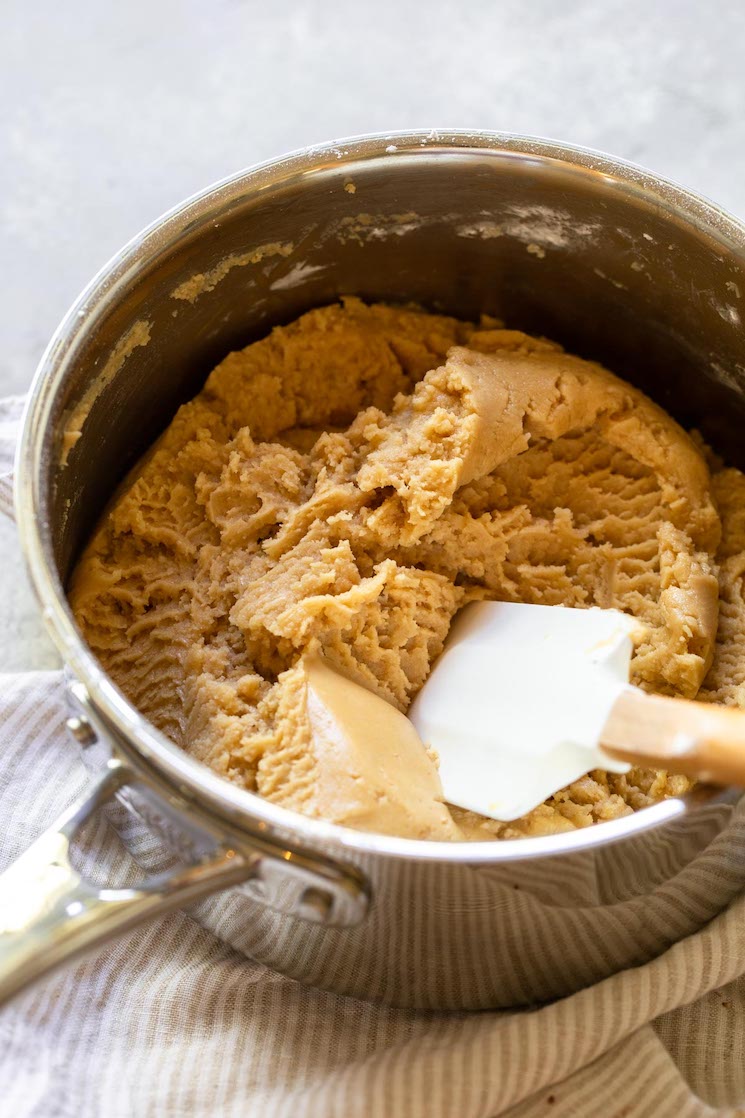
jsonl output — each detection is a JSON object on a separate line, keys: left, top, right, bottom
{"left": 2, "top": 395, "right": 745, "bottom": 1118}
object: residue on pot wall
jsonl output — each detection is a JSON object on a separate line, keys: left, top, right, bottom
{"left": 331, "top": 212, "right": 423, "bottom": 245}
{"left": 593, "top": 268, "right": 628, "bottom": 291}
{"left": 457, "top": 205, "right": 601, "bottom": 252}
{"left": 270, "top": 262, "right": 327, "bottom": 291}
{"left": 709, "top": 361, "right": 745, "bottom": 394}
{"left": 170, "top": 241, "right": 295, "bottom": 304}
{"left": 60, "top": 319, "right": 152, "bottom": 466}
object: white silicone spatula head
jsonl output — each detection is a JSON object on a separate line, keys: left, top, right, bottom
{"left": 410, "top": 600, "right": 745, "bottom": 823}
{"left": 408, "top": 601, "right": 641, "bottom": 822}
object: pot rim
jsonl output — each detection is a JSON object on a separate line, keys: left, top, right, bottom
{"left": 15, "top": 128, "right": 745, "bottom": 863}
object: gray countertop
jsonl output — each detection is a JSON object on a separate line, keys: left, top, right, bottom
{"left": 4, "top": 0, "right": 745, "bottom": 671}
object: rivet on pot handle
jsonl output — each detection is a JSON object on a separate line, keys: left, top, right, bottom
{"left": 0, "top": 691, "right": 371, "bottom": 1007}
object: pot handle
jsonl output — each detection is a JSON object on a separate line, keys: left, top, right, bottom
{"left": 0, "top": 758, "right": 253, "bottom": 1006}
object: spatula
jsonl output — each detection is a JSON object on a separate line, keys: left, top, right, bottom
{"left": 408, "top": 601, "right": 745, "bottom": 822}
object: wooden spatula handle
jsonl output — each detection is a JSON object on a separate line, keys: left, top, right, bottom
{"left": 602, "top": 688, "right": 745, "bottom": 786}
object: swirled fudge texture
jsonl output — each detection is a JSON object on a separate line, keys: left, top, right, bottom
{"left": 70, "top": 299, "right": 745, "bottom": 839}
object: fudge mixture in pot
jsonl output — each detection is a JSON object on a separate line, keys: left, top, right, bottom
{"left": 69, "top": 298, "right": 745, "bottom": 840}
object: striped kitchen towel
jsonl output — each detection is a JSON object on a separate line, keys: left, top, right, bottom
{"left": 1, "top": 393, "right": 745, "bottom": 1118}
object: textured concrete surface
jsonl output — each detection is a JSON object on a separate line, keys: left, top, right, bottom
{"left": 3, "top": 0, "right": 745, "bottom": 670}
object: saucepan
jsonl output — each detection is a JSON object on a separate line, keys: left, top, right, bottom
{"left": 2, "top": 131, "right": 745, "bottom": 1010}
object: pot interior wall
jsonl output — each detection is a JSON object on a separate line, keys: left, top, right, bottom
{"left": 49, "top": 143, "right": 745, "bottom": 581}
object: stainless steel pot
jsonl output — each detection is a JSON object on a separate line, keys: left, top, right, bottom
{"left": 3, "top": 131, "right": 745, "bottom": 1010}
